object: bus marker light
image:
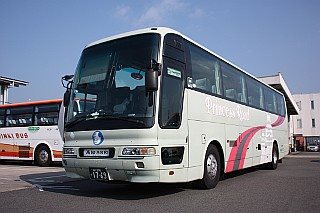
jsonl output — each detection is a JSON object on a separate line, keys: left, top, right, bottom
{"left": 169, "top": 171, "right": 174, "bottom": 176}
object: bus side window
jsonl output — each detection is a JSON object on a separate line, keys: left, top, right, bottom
{"left": 0, "top": 110, "right": 5, "bottom": 127}
{"left": 7, "top": 117, "right": 16, "bottom": 126}
{"left": 221, "top": 62, "right": 247, "bottom": 104}
{"left": 264, "top": 87, "right": 277, "bottom": 114}
{"left": 0, "top": 116, "right": 4, "bottom": 127}
{"left": 276, "top": 94, "right": 286, "bottom": 116}
{"left": 188, "top": 43, "right": 222, "bottom": 95}
{"left": 246, "top": 76, "right": 264, "bottom": 109}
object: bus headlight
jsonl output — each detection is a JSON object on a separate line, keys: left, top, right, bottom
{"left": 63, "top": 147, "right": 75, "bottom": 155}
{"left": 122, "top": 147, "right": 156, "bottom": 156}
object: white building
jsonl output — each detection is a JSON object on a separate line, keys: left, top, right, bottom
{"left": 291, "top": 93, "right": 320, "bottom": 150}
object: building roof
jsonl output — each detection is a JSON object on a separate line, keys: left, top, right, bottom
{"left": 258, "top": 73, "right": 299, "bottom": 115}
{"left": 0, "top": 76, "right": 29, "bottom": 87}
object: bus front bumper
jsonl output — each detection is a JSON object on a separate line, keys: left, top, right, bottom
{"left": 62, "top": 156, "right": 160, "bottom": 183}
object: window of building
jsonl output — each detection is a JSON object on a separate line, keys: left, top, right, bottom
{"left": 297, "top": 119, "right": 302, "bottom": 129}
{"left": 312, "top": 118, "right": 316, "bottom": 128}
{"left": 311, "top": 100, "right": 314, "bottom": 110}
{"left": 296, "top": 101, "right": 301, "bottom": 110}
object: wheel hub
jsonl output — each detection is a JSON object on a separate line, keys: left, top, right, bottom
{"left": 206, "top": 154, "right": 217, "bottom": 179}
{"left": 39, "top": 150, "right": 49, "bottom": 163}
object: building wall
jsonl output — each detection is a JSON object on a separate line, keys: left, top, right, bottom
{"left": 0, "top": 84, "right": 8, "bottom": 105}
{"left": 291, "top": 93, "right": 320, "bottom": 147}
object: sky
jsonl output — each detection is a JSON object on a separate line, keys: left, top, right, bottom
{"left": 0, "top": 0, "right": 319, "bottom": 103}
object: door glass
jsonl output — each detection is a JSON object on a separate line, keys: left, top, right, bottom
{"left": 159, "top": 59, "right": 184, "bottom": 128}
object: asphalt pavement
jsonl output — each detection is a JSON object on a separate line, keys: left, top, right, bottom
{"left": 0, "top": 152, "right": 319, "bottom": 213}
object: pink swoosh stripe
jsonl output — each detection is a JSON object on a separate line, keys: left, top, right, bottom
{"left": 225, "top": 115, "right": 285, "bottom": 173}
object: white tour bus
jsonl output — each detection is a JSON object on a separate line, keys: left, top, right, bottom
{"left": 0, "top": 99, "right": 64, "bottom": 166}
{"left": 62, "top": 27, "right": 288, "bottom": 188}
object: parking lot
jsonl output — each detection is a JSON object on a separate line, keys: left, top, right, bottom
{"left": 0, "top": 152, "right": 319, "bottom": 213}
{"left": 0, "top": 162, "right": 66, "bottom": 193}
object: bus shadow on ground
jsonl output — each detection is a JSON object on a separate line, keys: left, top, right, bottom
{"left": 0, "top": 160, "right": 62, "bottom": 167}
{"left": 222, "top": 166, "right": 260, "bottom": 180}
{"left": 19, "top": 166, "right": 267, "bottom": 200}
{"left": 20, "top": 172, "right": 186, "bottom": 200}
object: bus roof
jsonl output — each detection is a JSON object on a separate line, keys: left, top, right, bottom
{"left": 0, "top": 99, "right": 62, "bottom": 109}
{"left": 85, "top": 27, "right": 284, "bottom": 97}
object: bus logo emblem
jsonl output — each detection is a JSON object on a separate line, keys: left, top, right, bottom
{"left": 92, "top": 131, "right": 104, "bottom": 145}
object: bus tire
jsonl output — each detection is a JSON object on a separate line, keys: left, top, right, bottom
{"left": 198, "top": 145, "right": 221, "bottom": 189}
{"left": 267, "top": 144, "right": 278, "bottom": 170}
{"left": 35, "top": 145, "right": 52, "bottom": 167}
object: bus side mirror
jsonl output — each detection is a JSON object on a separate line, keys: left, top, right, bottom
{"left": 145, "top": 60, "right": 160, "bottom": 92}
{"left": 63, "top": 89, "right": 71, "bottom": 107}
{"left": 61, "top": 75, "right": 74, "bottom": 89}
{"left": 145, "top": 69, "right": 158, "bottom": 92}
{"left": 61, "top": 74, "right": 74, "bottom": 107}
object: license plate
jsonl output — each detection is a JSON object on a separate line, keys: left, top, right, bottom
{"left": 89, "top": 168, "right": 108, "bottom": 180}
{"left": 83, "top": 149, "right": 109, "bottom": 157}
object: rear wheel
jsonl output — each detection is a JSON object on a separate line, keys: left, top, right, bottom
{"left": 198, "top": 145, "right": 221, "bottom": 189}
{"left": 35, "top": 145, "right": 52, "bottom": 167}
{"left": 267, "top": 144, "right": 278, "bottom": 170}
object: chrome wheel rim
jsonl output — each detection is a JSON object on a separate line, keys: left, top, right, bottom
{"left": 206, "top": 154, "right": 217, "bottom": 179}
{"left": 39, "top": 150, "right": 49, "bottom": 163}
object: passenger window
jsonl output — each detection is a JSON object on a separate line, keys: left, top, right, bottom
{"left": 5, "top": 106, "right": 33, "bottom": 127}
{"left": 0, "top": 109, "right": 5, "bottom": 127}
{"left": 0, "top": 116, "right": 4, "bottom": 127}
{"left": 221, "top": 62, "right": 247, "bottom": 103}
{"left": 35, "top": 112, "right": 59, "bottom": 125}
{"left": 276, "top": 94, "right": 286, "bottom": 116}
{"left": 189, "top": 44, "right": 222, "bottom": 95}
{"left": 264, "top": 87, "right": 277, "bottom": 114}
{"left": 246, "top": 77, "right": 264, "bottom": 109}
{"left": 6, "top": 114, "right": 32, "bottom": 127}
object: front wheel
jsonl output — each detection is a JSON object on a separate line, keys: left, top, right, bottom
{"left": 198, "top": 145, "right": 221, "bottom": 189}
{"left": 35, "top": 145, "right": 52, "bottom": 167}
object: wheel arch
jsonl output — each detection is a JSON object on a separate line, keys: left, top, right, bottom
{"left": 207, "top": 140, "right": 225, "bottom": 175}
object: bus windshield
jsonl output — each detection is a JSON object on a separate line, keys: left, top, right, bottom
{"left": 65, "top": 33, "right": 160, "bottom": 131}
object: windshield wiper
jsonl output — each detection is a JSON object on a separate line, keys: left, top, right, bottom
{"left": 65, "top": 113, "right": 94, "bottom": 129}
{"left": 66, "top": 111, "right": 146, "bottom": 129}
{"left": 95, "top": 114, "right": 146, "bottom": 126}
